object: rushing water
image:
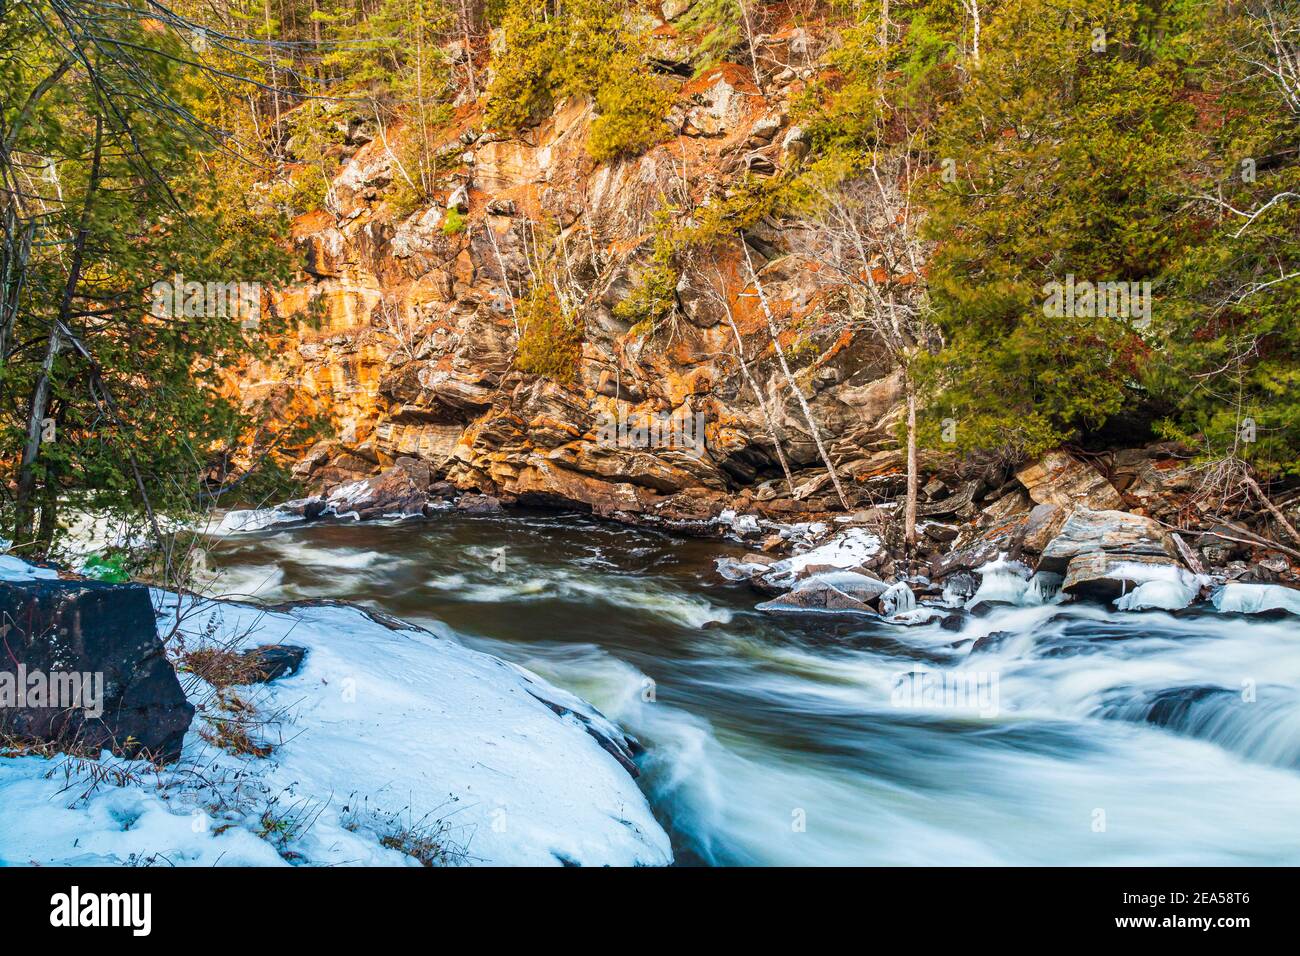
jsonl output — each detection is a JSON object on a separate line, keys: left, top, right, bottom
{"left": 202, "top": 511, "right": 1300, "bottom": 865}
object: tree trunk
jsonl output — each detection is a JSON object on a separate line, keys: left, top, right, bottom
{"left": 904, "top": 378, "right": 918, "bottom": 551}
{"left": 12, "top": 118, "right": 102, "bottom": 552}
{"left": 741, "top": 238, "right": 851, "bottom": 511}
{"left": 1244, "top": 472, "right": 1300, "bottom": 547}
{"left": 724, "top": 310, "right": 796, "bottom": 495}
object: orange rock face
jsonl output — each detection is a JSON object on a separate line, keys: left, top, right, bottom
{"left": 228, "top": 38, "right": 903, "bottom": 519}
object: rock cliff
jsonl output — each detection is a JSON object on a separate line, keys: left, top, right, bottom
{"left": 234, "top": 18, "right": 907, "bottom": 527}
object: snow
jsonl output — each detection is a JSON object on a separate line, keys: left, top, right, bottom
{"left": 761, "top": 528, "right": 882, "bottom": 589}
{"left": 1212, "top": 582, "right": 1300, "bottom": 617}
{"left": 966, "top": 558, "right": 1037, "bottom": 608}
{"left": 213, "top": 508, "right": 303, "bottom": 535}
{"left": 0, "top": 557, "right": 671, "bottom": 867}
{"left": 879, "top": 581, "right": 916, "bottom": 618}
{"left": 0, "top": 554, "right": 58, "bottom": 582}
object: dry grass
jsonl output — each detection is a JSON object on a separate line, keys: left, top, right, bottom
{"left": 198, "top": 690, "right": 274, "bottom": 758}
{"left": 177, "top": 645, "right": 267, "bottom": 689}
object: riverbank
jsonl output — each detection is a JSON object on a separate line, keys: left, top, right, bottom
{"left": 0, "top": 555, "right": 671, "bottom": 867}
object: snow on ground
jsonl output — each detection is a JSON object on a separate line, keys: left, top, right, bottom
{"left": 0, "top": 559, "right": 672, "bottom": 867}
{"left": 0, "top": 554, "right": 58, "bottom": 582}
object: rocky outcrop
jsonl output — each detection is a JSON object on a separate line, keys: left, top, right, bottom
{"left": 1015, "top": 450, "right": 1124, "bottom": 511}
{"left": 0, "top": 579, "right": 194, "bottom": 762}
{"left": 226, "top": 17, "right": 914, "bottom": 527}
{"left": 1037, "top": 509, "right": 1179, "bottom": 575}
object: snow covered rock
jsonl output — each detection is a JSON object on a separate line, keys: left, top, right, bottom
{"left": 757, "top": 528, "right": 883, "bottom": 591}
{"left": 757, "top": 570, "right": 887, "bottom": 615}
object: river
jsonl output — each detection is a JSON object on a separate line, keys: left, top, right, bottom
{"left": 202, "top": 511, "right": 1300, "bottom": 865}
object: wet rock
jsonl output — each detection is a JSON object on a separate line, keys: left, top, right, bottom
{"left": 326, "top": 459, "right": 432, "bottom": 520}
{"left": 1060, "top": 552, "right": 1180, "bottom": 602}
{"left": 0, "top": 580, "right": 194, "bottom": 762}
{"left": 456, "top": 493, "right": 503, "bottom": 514}
{"left": 968, "top": 599, "right": 1017, "bottom": 617}
{"left": 757, "top": 572, "right": 886, "bottom": 614}
{"left": 281, "top": 496, "right": 327, "bottom": 521}
{"left": 1137, "top": 685, "right": 1235, "bottom": 730}
{"left": 971, "top": 630, "right": 1013, "bottom": 653}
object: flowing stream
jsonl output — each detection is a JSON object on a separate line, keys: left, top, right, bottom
{"left": 203, "top": 511, "right": 1300, "bottom": 865}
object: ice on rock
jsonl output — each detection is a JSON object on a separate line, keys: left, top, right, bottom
{"left": 1212, "top": 582, "right": 1300, "bottom": 617}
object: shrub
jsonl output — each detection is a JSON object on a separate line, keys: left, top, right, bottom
{"left": 486, "top": 0, "right": 673, "bottom": 163}
{"left": 514, "top": 283, "right": 583, "bottom": 381}
{"left": 588, "top": 61, "right": 675, "bottom": 163}
{"left": 441, "top": 205, "right": 467, "bottom": 235}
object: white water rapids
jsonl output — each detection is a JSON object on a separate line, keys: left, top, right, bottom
{"left": 201, "top": 512, "right": 1300, "bottom": 865}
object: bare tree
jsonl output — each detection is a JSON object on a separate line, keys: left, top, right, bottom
{"left": 692, "top": 246, "right": 796, "bottom": 495}
{"left": 740, "top": 238, "right": 851, "bottom": 511}
{"left": 802, "top": 152, "right": 937, "bottom": 550}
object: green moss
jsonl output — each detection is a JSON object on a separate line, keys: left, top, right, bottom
{"left": 441, "top": 206, "right": 467, "bottom": 235}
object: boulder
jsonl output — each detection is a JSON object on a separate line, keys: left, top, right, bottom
{"left": 456, "top": 493, "right": 503, "bottom": 514}
{"left": 0, "top": 579, "right": 193, "bottom": 762}
{"left": 757, "top": 571, "right": 887, "bottom": 614}
{"left": 325, "top": 459, "right": 432, "bottom": 520}
{"left": 1018, "top": 503, "right": 1071, "bottom": 554}
{"left": 1037, "top": 509, "right": 1178, "bottom": 575}
{"left": 1060, "top": 552, "right": 1181, "bottom": 602}
{"left": 239, "top": 645, "right": 308, "bottom": 683}
{"left": 1016, "top": 450, "right": 1124, "bottom": 511}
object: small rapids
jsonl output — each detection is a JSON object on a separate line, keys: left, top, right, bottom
{"left": 201, "top": 511, "right": 1300, "bottom": 865}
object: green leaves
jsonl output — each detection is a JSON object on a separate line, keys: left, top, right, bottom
{"left": 485, "top": 0, "right": 673, "bottom": 163}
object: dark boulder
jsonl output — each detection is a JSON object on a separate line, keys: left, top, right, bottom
{"left": 456, "top": 493, "right": 503, "bottom": 514}
{"left": 971, "top": 630, "right": 1014, "bottom": 653}
{"left": 240, "top": 645, "right": 308, "bottom": 683}
{"left": 0, "top": 579, "right": 193, "bottom": 763}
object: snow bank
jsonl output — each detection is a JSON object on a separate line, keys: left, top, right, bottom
{"left": 0, "top": 554, "right": 58, "bottom": 582}
{"left": 0, "top": 559, "right": 671, "bottom": 867}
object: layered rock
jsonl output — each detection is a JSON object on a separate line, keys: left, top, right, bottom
{"left": 229, "top": 18, "right": 909, "bottom": 526}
